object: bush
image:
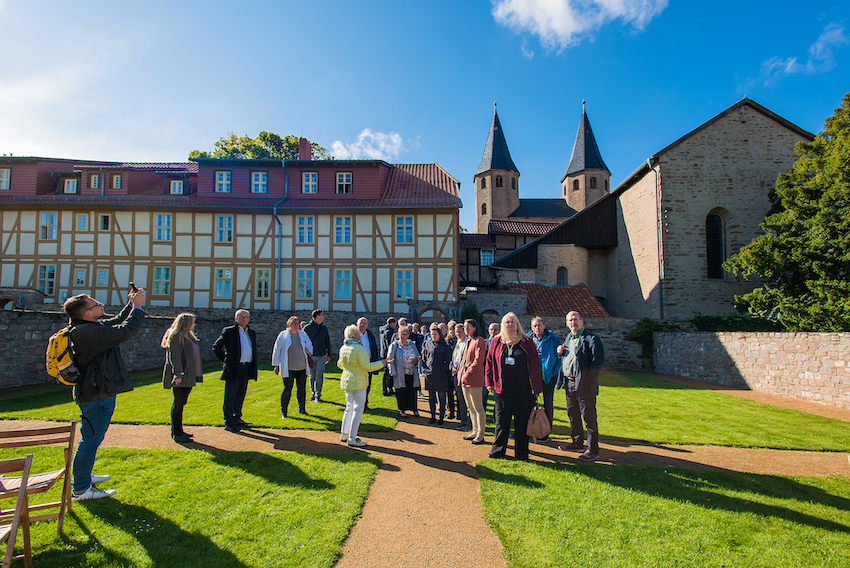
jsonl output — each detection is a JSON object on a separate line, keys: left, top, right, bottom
{"left": 628, "top": 318, "right": 677, "bottom": 360}
{"left": 461, "top": 302, "right": 486, "bottom": 333}
{"left": 690, "top": 312, "right": 785, "bottom": 332}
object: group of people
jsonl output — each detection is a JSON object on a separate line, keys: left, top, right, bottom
{"left": 58, "top": 286, "right": 604, "bottom": 502}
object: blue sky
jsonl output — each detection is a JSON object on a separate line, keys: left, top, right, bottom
{"left": 1, "top": 0, "right": 847, "bottom": 231}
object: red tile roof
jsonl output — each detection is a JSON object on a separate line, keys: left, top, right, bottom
{"left": 382, "top": 164, "right": 461, "bottom": 207}
{"left": 489, "top": 219, "right": 560, "bottom": 235}
{"left": 509, "top": 282, "right": 609, "bottom": 318}
{"left": 459, "top": 233, "right": 495, "bottom": 248}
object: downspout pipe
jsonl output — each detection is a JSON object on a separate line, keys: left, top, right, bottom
{"left": 646, "top": 157, "right": 663, "bottom": 320}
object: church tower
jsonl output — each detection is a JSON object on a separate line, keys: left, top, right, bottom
{"left": 562, "top": 101, "right": 610, "bottom": 212}
{"left": 474, "top": 104, "right": 520, "bottom": 234}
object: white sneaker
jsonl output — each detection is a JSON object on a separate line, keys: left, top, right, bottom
{"left": 72, "top": 486, "right": 117, "bottom": 501}
{"left": 90, "top": 474, "right": 111, "bottom": 484}
{"left": 347, "top": 438, "right": 367, "bottom": 447}
{"left": 340, "top": 433, "right": 349, "bottom": 442}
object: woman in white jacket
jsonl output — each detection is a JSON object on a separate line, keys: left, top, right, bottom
{"left": 272, "top": 316, "right": 314, "bottom": 419}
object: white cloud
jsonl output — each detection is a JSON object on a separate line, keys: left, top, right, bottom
{"left": 491, "top": 0, "right": 668, "bottom": 54}
{"left": 331, "top": 129, "right": 405, "bottom": 161}
{"left": 756, "top": 22, "right": 848, "bottom": 85}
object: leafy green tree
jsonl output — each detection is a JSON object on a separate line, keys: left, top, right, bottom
{"left": 189, "top": 131, "right": 330, "bottom": 160}
{"left": 724, "top": 93, "right": 850, "bottom": 331}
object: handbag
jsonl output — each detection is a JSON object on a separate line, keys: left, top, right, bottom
{"left": 307, "top": 355, "right": 315, "bottom": 369}
{"left": 526, "top": 399, "right": 551, "bottom": 442}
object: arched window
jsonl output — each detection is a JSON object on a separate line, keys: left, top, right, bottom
{"left": 572, "top": 179, "right": 580, "bottom": 191}
{"left": 511, "top": 177, "right": 516, "bottom": 190}
{"left": 590, "top": 177, "right": 597, "bottom": 189}
{"left": 556, "top": 267, "right": 567, "bottom": 286}
{"left": 495, "top": 176, "right": 503, "bottom": 187}
{"left": 481, "top": 203, "right": 487, "bottom": 215}
{"left": 706, "top": 213, "right": 725, "bottom": 279}
{"left": 480, "top": 178, "right": 486, "bottom": 189}
{"left": 605, "top": 179, "right": 609, "bottom": 192}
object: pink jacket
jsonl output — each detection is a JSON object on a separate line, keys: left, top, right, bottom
{"left": 459, "top": 336, "right": 486, "bottom": 387}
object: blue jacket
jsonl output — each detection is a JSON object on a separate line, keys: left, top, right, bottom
{"left": 528, "top": 328, "right": 562, "bottom": 383}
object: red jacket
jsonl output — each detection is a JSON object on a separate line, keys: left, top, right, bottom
{"left": 459, "top": 336, "right": 486, "bottom": 387}
{"left": 485, "top": 335, "right": 543, "bottom": 396}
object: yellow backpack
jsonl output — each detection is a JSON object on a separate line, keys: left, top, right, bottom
{"left": 46, "top": 326, "right": 80, "bottom": 385}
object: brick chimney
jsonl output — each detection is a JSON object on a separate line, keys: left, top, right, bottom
{"left": 298, "top": 138, "right": 312, "bottom": 160}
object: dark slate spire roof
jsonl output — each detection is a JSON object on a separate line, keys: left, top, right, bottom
{"left": 475, "top": 104, "right": 519, "bottom": 175}
{"left": 564, "top": 101, "right": 609, "bottom": 177}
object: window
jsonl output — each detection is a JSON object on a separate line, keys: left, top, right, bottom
{"left": 216, "top": 215, "right": 233, "bottom": 243}
{"left": 335, "top": 216, "right": 351, "bottom": 244}
{"left": 302, "top": 172, "right": 317, "bottom": 194}
{"left": 0, "top": 168, "right": 9, "bottom": 190}
{"left": 605, "top": 179, "right": 609, "bottom": 192}
{"left": 481, "top": 203, "right": 487, "bottom": 215}
{"left": 37, "top": 265, "right": 56, "bottom": 296}
{"left": 63, "top": 179, "right": 77, "bottom": 194}
{"left": 99, "top": 214, "right": 110, "bottom": 231}
{"left": 395, "top": 216, "right": 413, "bottom": 244}
{"left": 74, "top": 269, "right": 86, "bottom": 286}
{"left": 215, "top": 171, "right": 231, "bottom": 193}
{"left": 252, "top": 172, "right": 268, "bottom": 193}
{"left": 98, "top": 270, "right": 109, "bottom": 287}
{"left": 572, "top": 179, "right": 580, "bottom": 191}
{"left": 511, "top": 177, "right": 516, "bottom": 190}
{"left": 39, "top": 212, "right": 57, "bottom": 240}
{"left": 90, "top": 174, "right": 99, "bottom": 189}
{"left": 395, "top": 270, "right": 412, "bottom": 300}
{"left": 480, "top": 178, "right": 486, "bottom": 189}
{"left": 481, "top": 250, "right": 495, "bottom": 266}
{"left": 495, "top": 176, "right": 503, "bottom": 187}
{"left": 154, "top": 214, "right": 172, "bottom": 241}
{"left": 297, "top": 216, "right": 314, "bottom": 244}
{"left": 255, "top": 269, "right": 271, "bottom": 299}
{"left": 556, "top": 267, "right": 567, "bottom": 286}
{"left": 170, "top": 180, "right": 183, "bottom": 194}
{"left": 590, "top": 177, "right": 597, "bottom": 189}
{"left": 153, "top": 266, "right": 171, "bottom": 295}
{"left": 336, "top": 172, "right": 352, "bottom": 194}
{"left": 706, "top": 213, "right": 725, "bottom": 279}
{"left": 77, "top": 214, "right": 89, "bottom": 231}
{"left": 335, "top": 269, "right": 351, "bottom": 299}
{"left": 112, "top": 174, "right": 122, "bottom": 189}
{"left": 297, "top": 269, "right": 313, "bottom": 299}
{"left": 215, "top": 269, "right": 232, "bottom": 298}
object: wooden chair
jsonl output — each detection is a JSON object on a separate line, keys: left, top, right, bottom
{"left": 0, "top": 454, "right": 33, "bottom": 568}
{"left": 0, "top": 423, "right": 76, "bottom": 535}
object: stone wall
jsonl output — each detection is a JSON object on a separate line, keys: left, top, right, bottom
{"left": 654, "top": 331, "right": 850, "bottom": 408}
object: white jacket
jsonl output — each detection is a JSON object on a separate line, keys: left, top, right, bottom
{"left": 271, "top": 329, "right": 314, "bottom": 378}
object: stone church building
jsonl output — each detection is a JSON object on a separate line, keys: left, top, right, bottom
{"left": 459, "top": 98, "right": 814, "bottom": 319}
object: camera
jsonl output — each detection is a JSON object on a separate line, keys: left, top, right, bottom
{"left": 129, "top": 282, "right": 139, "bottom": 293}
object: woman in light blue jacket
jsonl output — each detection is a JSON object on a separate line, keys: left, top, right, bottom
{"left": 272, "top": 316, "right": 313, "bottom": 419}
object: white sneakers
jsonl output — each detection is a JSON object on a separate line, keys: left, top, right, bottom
{"left": 90, "top": 473, "right": 111, "bottom": 484}
{"left": 347, "top": 437, "right": 367, "bottom": 447}
{"left": 72, "top": 486, "right": 116, "bottom": 501}
{"left": 340, "top": 433, "right": 349, "bottom": 442}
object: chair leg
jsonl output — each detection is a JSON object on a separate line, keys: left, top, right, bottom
{"left": 21, "top": 501, "right": 31, "bottom": 568}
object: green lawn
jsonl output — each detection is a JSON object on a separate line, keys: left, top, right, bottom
{"left": 0, "top": 363, "right": 399, "bottom": 432}
{"left": 478, "top": 460, "right": 850, "bottom": 568}
{"left": 1, "top": 445, "right": 379, "bottom": 568}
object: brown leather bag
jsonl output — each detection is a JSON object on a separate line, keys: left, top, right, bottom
{"left": 526, "top": 399, "right": 551, "bottom": 442}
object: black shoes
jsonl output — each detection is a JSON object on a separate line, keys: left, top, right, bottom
{"left": 172, "top": 434, "right": 192, "bottom": 443}
{"left": 455, "top": 422, "right": 471, "bottom": 431}
{"left": 224, "top": 424, "right": 241, "bottom": 433}
{"left": 578, "top": 451, "right": 599, "bottom": 462}
{"left": 237, "top": 420, "right": 252, "bottom": 428}
{"left": 428, "top": 417, "right": 437, "bottom": 424}
{"left": 558, "top": 441, "right": 585, "bottom": 451}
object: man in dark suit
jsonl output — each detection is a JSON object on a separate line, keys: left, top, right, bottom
{"left": 357, "top": 317, "right": 381, "bottom": 409}
{"left": 213, "top": 309, "right": 258, "bottom": 432}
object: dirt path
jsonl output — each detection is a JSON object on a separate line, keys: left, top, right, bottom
{"left": 2, "top": 381, "right": 849, "bottom": 568}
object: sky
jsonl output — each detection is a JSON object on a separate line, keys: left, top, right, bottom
{"left": 1, "top": 0, "right": 848, "bottom": 231}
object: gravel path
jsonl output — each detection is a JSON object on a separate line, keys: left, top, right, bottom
{"left": 2, "top": 379, "right": 849, "bottom": 568}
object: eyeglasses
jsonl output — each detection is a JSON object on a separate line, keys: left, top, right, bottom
{"left": 85, "top": 301, "right": 103, "bottom": 311}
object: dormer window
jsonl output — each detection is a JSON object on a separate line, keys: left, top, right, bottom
{"left": 90, "top": 174, "right": 99, "bottom": 189}
{"left": 63, "top": 179, "right": 78, "bottom": 194}
{"left": 170, "top": 180, "right": 183, "bottom": 194}
{"left": 112, "top": 174, "right": 122, "bottom": 189}
{"left": 215, "top": 171, "right": 231, "bottom": 193}
{"left": 336, "top": 172, "right": 352, "bottom": 194}
{"left": 252, "top": 172, "right": 268, "bottom": 193}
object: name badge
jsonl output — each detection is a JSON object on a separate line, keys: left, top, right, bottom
{"left": 505, "top": 357, "right": 515, "bottom": 365}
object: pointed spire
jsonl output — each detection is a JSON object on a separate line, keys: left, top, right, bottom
{"left": 564, "top": 102, "right": 609, "bottom": 177}
{"left": 475, "top": 103, "right": 519, "bottom": 175}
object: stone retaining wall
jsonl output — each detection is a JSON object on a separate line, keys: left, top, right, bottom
{"left": 654, "top": 331, "right": 850, "bottom": 408}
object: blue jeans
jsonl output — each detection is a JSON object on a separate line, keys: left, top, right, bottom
{"left": 72, "top": 396, "right": 116, "bottom": 494}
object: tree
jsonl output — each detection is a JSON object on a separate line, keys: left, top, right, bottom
{"left": 189, "top": 131, "right": 330, "bottom": 161}
{"left": 724, "top": 93, "right": 850, "bottom": 331}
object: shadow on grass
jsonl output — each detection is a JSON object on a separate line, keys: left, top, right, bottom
{"left": 525, "top": 461, "right": 850, "bottom": 533}
{"left": 476, "top": 462, "right": 545, "bottom": 488}
{"left": 38, "top": 502, "right": 249, "bottom": 568}
{"left": 600, "top": 372, "right": 697, "bottom": 390}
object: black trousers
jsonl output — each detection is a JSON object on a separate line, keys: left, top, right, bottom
{"left": 453, "top": 374, "right": 468, "bottom": 424}
{"left": 395, "top": 374, "right": 418, "bottom": 412}
{"left": 491, "top": 393, "right": 532, "bottom": 460}
{"left": 566, "top": 381, "right": 599, "bottom": 454}
{"left": 542, "top": 378, "right": 557, "bottom": 429}
{"left": 446, "top": 372, "right": 456, "bottom": 416}
{"left": 171, "top": 386, "right": 192, "bottom": 436}
{"left": 281, "top": 369, "right": 308, "bottom": 413}
{"left": 223, "top": 365, "right": 250, "bottom": 427}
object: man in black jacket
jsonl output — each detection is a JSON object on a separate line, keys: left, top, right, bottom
{"left": 304, "top": 309, "right": 332, "bottom": 403}
{"left": 357, "top": 317, "right": 381, "bottom": 409}
{"left": 64, "top": 289, "right": 145, "bottom": 501}
{"left": 213, "top": 309, "right": 258, "bottom": 432}
{"left": 378, "top": 317, "right": 397, "bottom": 396}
